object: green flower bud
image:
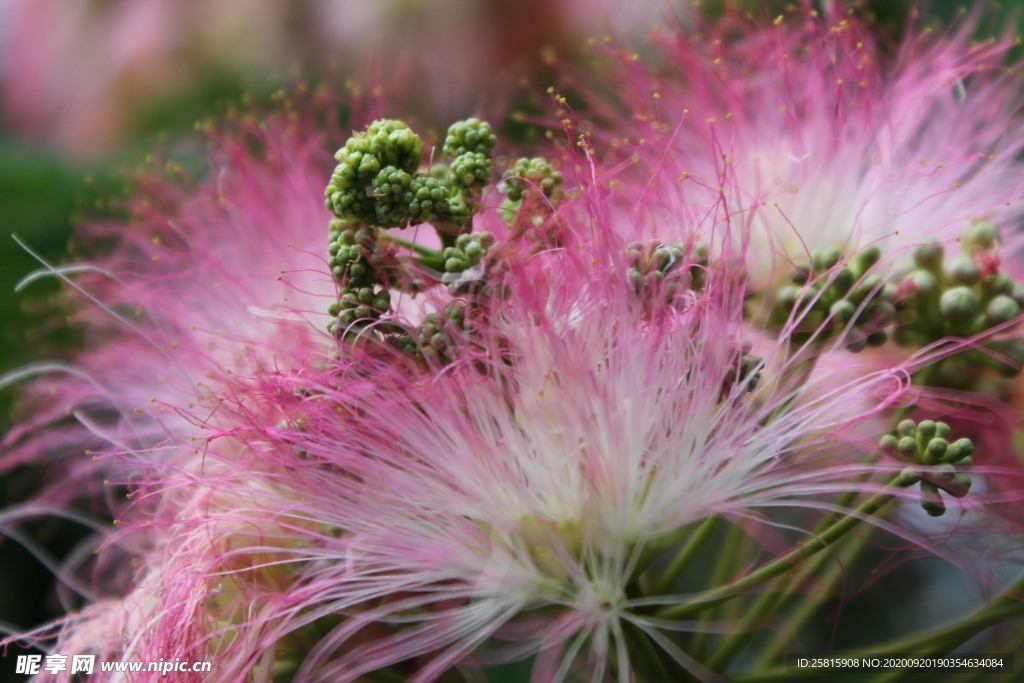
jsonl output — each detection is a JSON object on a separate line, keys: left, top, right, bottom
{"left": 844, "top": 328, "right": 868, "bottom": 353}
{"left": 326, "top": 119, "right": 424, "bottom": 225}
{"left": 443, "top": 118, "right": 497, "bottom": 158}
{"left": 866, "top": 330, "right": 888, "bottom": 346}
{"left": 949, "top": 473, "right": 972, "bottom": 497}
{"left": 360, "top": 119, "right": 423, "bottom": 172}
{"left": 853, "top": 274, "right": 883, "bottom": 300}
{"left": 449, "top": 151, "right": 492, "bottom": 191}
{"left": 872, "top": 301, "right": 896, "bottom": 327}
{"left": 925, "top": 437, "right": 947, "bottom": 464}
{"left": 899, "top": 467, "right": 921, "bottom": 486}
{"left": 944, "top": 438, "right": 974, "bottom": 464}
{"left": 903, "top": 269, "right": 937, "bottom": 298}
{"left": 967, "top": 222, "right": 1000, "bottom": 250}
{"left": 920, "top": 480, "right": 946, "bottom": 517}
{"left": 982, "top": 273, "right": 1014, "bottom": 297}
{"left": 913, "top": 238, "right": 943, "bottom": 270}
{"left": 830, "top": 300, "right": 856, "bottom": 322}
{"left": 372, "top": 166, "right": 416, "bottom": 228}
{"left": 879, "top": 434, "right": 900, "bottom": 456}
{"left": 939, "top": 286, "right": 979, "bottom": 324}
{"left": 776, "top": 285, "right": 802, "bottom": 311}
{"left": 832, "top": 267, "right": 855, "bottom": 294}
{"left": 1012, "top": 283, "right": 1024, "bottom": 309}
{"left": 854, "top": 245, "right": 882, "bottom": 271}
{"left": 408, "top": 175, "right": 453, "bottom": 224}
{"left": 897, "top": 419, "right": 917, "bottom": 437}
{"left": 348, "top": 262, "right": 368, "bottom": 283}
{"left": 502, "top": 157, "right": 563, "bottom": 203}
{"left": 996, "top": 337, "right": 1024, "bottom": 377}
{"left": 945, "top": 255, "right": 979, "bottom": 285}
{"left": 813, "top": 247, "right": 842, "bottom": 272}
{"left": 985, "top": 295, "right": 1020, "bottom": 325}
{"left": 898, "top": 436, "right": 918, "bottom": 458}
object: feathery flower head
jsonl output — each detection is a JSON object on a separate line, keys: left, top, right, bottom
{"left": 6, "top": 4, "right": 1024, "bottom": 683}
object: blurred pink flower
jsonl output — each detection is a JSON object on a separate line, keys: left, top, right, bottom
{"left": 2, "top": 0, "right": 673, "bottom": 157}
{"left": 2, "top": 0, "right": 303, "bottom": 155}
{"left": 568, "top": 8, "right": 1024, "bottom": 268}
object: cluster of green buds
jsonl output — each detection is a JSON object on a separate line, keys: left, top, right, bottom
{"left": 394, "top": 301, "right": 470, "bottom": 365}
{"left": 892, "top": 224, "right": 1024, "bottom": 384}
{"left": 323, "top": 118, "right": 500, "bottom": 337}
{"left": 881, "top": 419, "right": 974, "bottom": 517}
{"left": 772, "top": 246, "right": 894, "bottom": 351}
{"left": 501, "top": 156, "right": 564, "bottom": 203}
{"left": 325, "top": 118, "right": 496, "bottom": 233}
{"left": 441, "top": 232, "right": 495, "bottom": 295}
{"left": 499, "top": 156, "right": 564, "bottom": 236}
{"left": 625, "top": 240, "right": 708, "bottom": 310}
{"left": 326, "top": 218, "right": 397, "bottom": 336}
{"left": 444, "top": 119, "right": 497, "bottom": 196}
{"left": 327, "top": 287, "right": 392, "bottom": 334}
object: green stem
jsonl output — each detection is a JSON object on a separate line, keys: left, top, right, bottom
{"left": 378, "top": 233, "right": 440, "bottom": 259}
{"left": 377, "top": 233, "right": 447, "bottom": 272}
{"left": 622, "top": 622, "right": 678, "bottom": 682}
{"left": 657, "top": 472, "right": 913, "bottom": 620}
{"left": 751, "top": 534, "right": 865, "bottom": 669}
{"left": 730, "top": 574, "right": 1024, "bottom": 683}
{"left": 690, "top": 521, "right": 747, "bottom": 657}
{"left": 748, "top": 463, "right": 886, "bottom": 668}
{"left": 709, "top": 455, "right": 883, "bottom": 670}
{"left": 864, "top": 574, "right": 1024, "bottom": 658}
{"left": 653, "top": 517, "right": 720, "bottom": 595}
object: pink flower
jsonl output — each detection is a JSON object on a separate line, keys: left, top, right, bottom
{"left": 2, "top": 94, "right": 350, "bottom": 504}
{"left": 6, "top": 5, "right": 1024, "bottom": 683}
{"left": 567, "top": 8, "right": 1024, "bottom": 268}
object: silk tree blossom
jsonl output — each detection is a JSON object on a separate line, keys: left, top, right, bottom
{"left": 556, "top": 6, "right": 1024, "bottom": 482}
{"left": 1, "top": 97, "right": 352, "bottom": 505}
{"left": 55, "top": 224, "right": 923, "bottom": 682}
{"left": 566, "top": 7, "right": 1024, "bottom": 270}
{"left": 5, "top": 5, "right": 1024, "bottom": 683}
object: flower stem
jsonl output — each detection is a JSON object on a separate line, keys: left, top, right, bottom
{"left": 729, "top": 573, "right": 1024, "bottom": 683}
{"left": 690, "top": 521, "right": 748, "bottom": 657}
{"left": 862, "top": 576, "right": 1024, "bottom": 683}
{"left": 378, "top": 233, "right": 446, "bottom": 271}
{"left": 622, "top": 622, "right": 678, "bottom": 682}
{"left": 656, "top": 471, "right": 914, "bottom": 620}
{"left": 748, "top": 464, "right": 886, "bottom": 667}
{"left": 749, "top": 532, "right": 865, "bottom": 668}
{"left": 653, "top": 516, "right": 721, "bottom": 596}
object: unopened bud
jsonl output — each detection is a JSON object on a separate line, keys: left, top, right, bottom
{"left": 939, "top": 287, "right": 979, "bottom": 323}
{"left": 985, "top": 295, "right": 1020, "bottom": 325}
{"left": 944, "top": 437, "right": 974, "bottom": 463}
{"left": 945, "top": 255, "right": 979, "bottom": 285}
{"left": 920, "top": 480, "right": 946, "bottom": 517}
{"left": 968, "top": 222, "right": 1000, "bottom": 250}
{"left": 913, "top": 238, "right": 943, "bottom": 270}
{"left": 925, "top": 437, "right": 947, "bottom": 464}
